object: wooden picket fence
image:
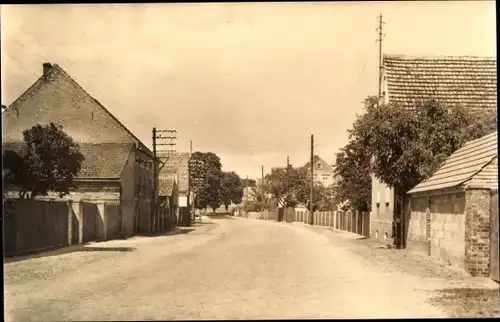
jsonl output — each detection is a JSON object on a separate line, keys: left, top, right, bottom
{"left": 239, "top": 208, "right": 370, "bottom": 238}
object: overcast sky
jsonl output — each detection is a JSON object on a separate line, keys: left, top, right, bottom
{"left": 1, "top": 2, "right": 496, "bottom": 179}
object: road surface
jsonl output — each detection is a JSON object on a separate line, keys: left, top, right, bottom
{"left": 4, "top": 215, "right": 473, "bottom": 320}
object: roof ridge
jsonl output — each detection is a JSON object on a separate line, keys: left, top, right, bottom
{"left": 462, "top": 131, "right": 498, "bottom": 147}
{"left": 118, "top": 144, "right": 134, "bottom": 178}
{"left": 460, "top": 155, "right": 498, "bottom": 188}
{"left": 384, "top": 54, "right": 497, "bottom": 61}
{"left": 53, "top": 65, "right": 153, "bottom": 157}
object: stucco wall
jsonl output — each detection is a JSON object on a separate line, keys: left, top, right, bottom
{"left": 120, "top": 148, "right": 136, "bottom": 237}
{"left": 370, "top": 174, "right": 394, "bottom": 243}
{"left": 430, "top": 211, "right": 466, "bottom": 268}
{"left": 409, "top": 192, "right": 466, "bottom": 269}
{"left": 407, "top": 209, "right": 427, "bottom": 256}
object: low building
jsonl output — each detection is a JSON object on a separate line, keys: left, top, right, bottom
{"left": 2, "top": 62, "right": 156, "bottom": 237}
{"left": 158, "top": 151, "right": 192, "bottom": 224}
{"left": 407, "top": 131, "right": 498, "bottom": 279}
{"left": 371, "top": 54, "right": 497, "bottom": 245}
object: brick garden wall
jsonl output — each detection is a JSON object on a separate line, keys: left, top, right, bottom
{"left": 464, "top": 188, "right": 492, "bottom": 277}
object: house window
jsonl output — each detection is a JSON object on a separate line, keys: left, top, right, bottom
{"left": 322, "top": 176, "right": 329, "bottom": 186}
{"left": 317, "top": 163, "right": 322, "bottom": 170}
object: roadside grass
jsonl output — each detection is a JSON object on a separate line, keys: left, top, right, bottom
{"left": 430, "top": 287, "right": 500, "bottom": 318}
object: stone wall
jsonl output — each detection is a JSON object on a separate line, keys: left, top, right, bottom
{"left": 409, "top": 192, "right": 466, "bottom": 268}
{"left": 464, "top": 188, "right": 492, "bottom": 277}
{"left": 430, "top": 211, "right": 466, "bottom": 268}
{"left": 407, "top": 209, "right": 427, "bottom": 256}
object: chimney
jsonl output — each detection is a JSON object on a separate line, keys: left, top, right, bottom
{"left": 43, "top": 62, "right": 53, "bottom": 76}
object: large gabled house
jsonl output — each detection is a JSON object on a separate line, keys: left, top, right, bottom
{"left": 2, "top": 62, "right": 157, "bottom": 237}
{"left": 371, "top": 54, "right": 497, "bottom": 245}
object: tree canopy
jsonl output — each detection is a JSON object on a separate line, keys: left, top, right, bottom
{"left": 263, "top": 165, "right": 308, "bottom": 208}
{"left": 220, "top": 171, "right": 244, "bottom": 211}
{"left": 189, "top": 151, "right": 223, "bottom": 211}
{"left": 333, "top": 128, "right": 372, "bottom": 212}
{"left": 346, "top": 97, "right": 497, "bottom": 200}
{"left": 4, "top": 123, "right": 84, "bottom": 199}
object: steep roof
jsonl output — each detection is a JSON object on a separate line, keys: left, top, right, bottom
{"left": 3, "top": 63, "right": 153, "bottom": 157}
{"left": 158, "top": 177, "right": 176, "bottom": 196}
{"left": 157, "top": 151, "right": 190, "bottom": 192}
{"left": 408, "top": 131, "right": 498, "bottom": 194}
{"left": 383, "top": 55, "right": 497, "bottom": 111}
{"left": 2, "top": 142, "right": 133, "bottom": 179}
{"left": 304, "top": 155, "right": 335, "bottom": 172}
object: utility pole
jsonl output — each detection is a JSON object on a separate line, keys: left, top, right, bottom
{"left": 152, "top": 128, "right": 177, "bottom": 232}
{"left": 287, "top": 156, "right": 290, "bottom": 167}
{"left": 188, "top": 140, "right": 193, "bottom": 225}
{"left": 309, "top": 134, "right": 314, "bottom": 225}
{"left": 261, "top": 165, "right": 264, "bottom": 186}
{"left": 152, "top": 127, "right": 157, "bottom": 233}
{"left": 376, "top": 13, "right": 385, "bottom": 105}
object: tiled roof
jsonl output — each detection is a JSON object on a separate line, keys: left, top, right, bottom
{"left": 2, "top": 142, "right": 133, "bottom": 179}
{"left": 383, "top": 55, "right": 497, "bottom": 111}
{"left": 158, "top": 177, "right": 176, "bottom": 196}
{"left": 157, "top": 151, "right": 190, "bottom": 192}
{"left": 3, "top": 63, "right": 153, "bottom": 157}
{"left": 408, "top": 131, "right": 498, "bottom": 194}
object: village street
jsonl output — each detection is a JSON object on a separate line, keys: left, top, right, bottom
{"left": 5, "top": 215, "right": 497, "bottom": 321}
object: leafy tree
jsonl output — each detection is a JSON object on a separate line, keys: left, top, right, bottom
{"left": 333, "top": 137, "right": 372, "bottom": 211}
{"left": 189, "top": 151, "right": 223, "bottom": 212}
{"left": 263, "top": 165, "right": 308, "bottom": 208}
{"left": 220, "top": 171, "right": 244, "bottom": 211}
{"left": 348, "top": 97, "right": 497, "bottom": 226}
{"left": 353, "top": 99, "right": 496, "bottom": 197}
{"left": 242, "top": 185, "right": 274, "bottom": 212}
{"left": 3, "top": 123, "right": 84, "bottom": 199}
{"left": 295, "top": 176, "right": 336, "bottom": 212}
{"left": 242, "top": 178, "right": 257, "bottom": 187}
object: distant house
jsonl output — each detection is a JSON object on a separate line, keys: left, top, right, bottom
{"left": 157, "top": 151, "right": 192, "bottom": 224}
{"left": 306, "top": 155, "right": 337, "bottom": 187}
{"left": 2, "top": 62, "right": 156, "bottom": 237}
{"left": 407, "top": 131, "right": 498, "bottom": 280}
{"left": 371, "top": 55, "right": 497, "bottom": 245}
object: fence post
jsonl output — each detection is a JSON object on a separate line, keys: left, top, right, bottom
{"left": 97, "top": 202, "right": 108, "bottom": 241}
{"left": 67, "top": 200, "right": 73, "bottom": 246}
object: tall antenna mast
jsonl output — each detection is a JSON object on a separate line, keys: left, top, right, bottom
{"left": 376, "top": 14, "right": 386, "bottom": 105}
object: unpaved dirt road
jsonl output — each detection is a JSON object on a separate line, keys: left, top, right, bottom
{"left": 4, "top": 216, "right": 495, "bottom": 320}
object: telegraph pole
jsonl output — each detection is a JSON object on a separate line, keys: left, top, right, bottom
{"left": 152, "top": 127, "right": 157, "bottom": 233}
{"left": 152, "top": 128, "right": 177, "bottom": 232}
{"left": 309, "top": 134, "right": 314, "bottom": 225}
{"left": 376, "top": 13, "right": 385, "bottom": 104}
{"left": 287, "top": 156, "right": 290, "bottom": 167}
{"left": 188, "top": 140, "right": 193, "bottom": 225}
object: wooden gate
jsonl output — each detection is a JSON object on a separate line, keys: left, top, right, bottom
{"left": 82, "top": 202, "right": 98, "bottom": 243}
{"left": 490, "top": 190, "right": 499, "bottom": 282}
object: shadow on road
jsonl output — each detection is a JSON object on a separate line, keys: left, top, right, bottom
{"left": 4, "top": 245, "right": 136, "bottom": 264}
{"left": 136, "top": 228, "right": 196, "bottom": 238}
{"left": 204, "top": 213, "right": 235, "bottom": 220}
{"left": 429, "top": 287, "right": 500, "bottom": 318}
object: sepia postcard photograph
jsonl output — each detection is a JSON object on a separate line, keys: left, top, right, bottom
{"left": 1, "top": 1, "right": 499, "bottom": 320}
